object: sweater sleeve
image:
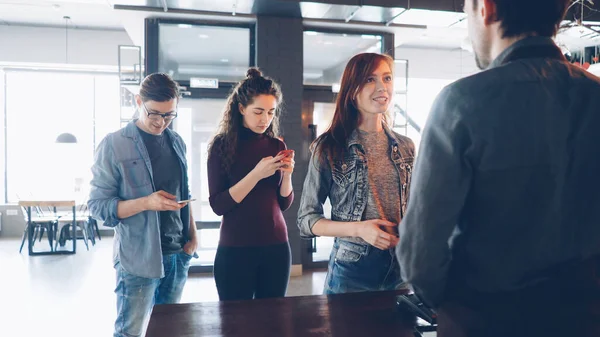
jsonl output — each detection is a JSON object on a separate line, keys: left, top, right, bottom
{"left": 207, "top": 138, "right": 239, "bottom": 216}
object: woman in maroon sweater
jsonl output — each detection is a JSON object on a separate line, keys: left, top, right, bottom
{"left": 207, "top": 68, "right": 294, "bottom": 300}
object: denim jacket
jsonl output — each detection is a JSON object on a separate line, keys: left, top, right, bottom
{"left": 297, "top": 124, "right": 415, "bottom": 242}
{"left": 88, "top": 120, "right": 191, "bottom": 279}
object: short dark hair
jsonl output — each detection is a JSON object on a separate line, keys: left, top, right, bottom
{"left": 474, "top": 0, "right": 570, "bottom": 38}
{"left": 139, "top": 72, "right": 180, "bottom": 102}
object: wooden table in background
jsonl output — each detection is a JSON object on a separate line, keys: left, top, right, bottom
{"left": 146, "top": 290, "right": 418, "bottom": 337}
{"left": 18, "top": 200, "right": 77, "bottom": 255}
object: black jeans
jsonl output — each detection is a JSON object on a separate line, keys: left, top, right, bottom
{"left": 213, "top": 242, "right": 291, "bottom": 301}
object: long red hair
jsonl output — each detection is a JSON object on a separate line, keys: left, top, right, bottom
{"left": 312, "top": 52, "right": 394, "bottom": 165}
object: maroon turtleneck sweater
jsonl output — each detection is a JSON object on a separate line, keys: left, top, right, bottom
{"left": 207, "top": 127, "right": 294, "bottom": 247}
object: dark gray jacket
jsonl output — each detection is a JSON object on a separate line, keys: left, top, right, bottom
{"left": 398, "top": 36, "right": 600, "bottom": 307}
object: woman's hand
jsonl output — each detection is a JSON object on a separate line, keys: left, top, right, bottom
{"left": 279, "top": 150, "right": 295, "bottom": 176}
{"left": 252, "top": 155, "right": 286, "bottom": 180}
{"left": 356, "top": 219, "right": 399, "bottom": 250}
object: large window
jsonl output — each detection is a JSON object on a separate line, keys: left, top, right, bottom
{"left": 303, "top": 31, "right": 384, "bottom": 86}
{"left": 158, "top": 23, "right": 252, "bottom": 82}
{"left": 4, "top": 70, "right": 120, "bottom": 202}
{"left": 173, "top": 98, "right": 224, "bottom": 223}
{"left": 0, "top": 70, "right": 5, "bottom": 201}
{"left": 310, "top": 102, "right": 336, "bottom": 262}
{"left": 173, "top": 97, "right": 225, "bottom": 266}
{"left": 393, "top": 78, "right": 453, "bottom": 149}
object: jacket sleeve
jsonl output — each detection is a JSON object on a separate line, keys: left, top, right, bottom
{"left": 87, "top": 136, "right": 121, "bottom": 227}
{"left": 296, "top": 145, "right": 332, "bottom": 239}
{"left": 397, "top": 86, "right": 473, "bottom": 308}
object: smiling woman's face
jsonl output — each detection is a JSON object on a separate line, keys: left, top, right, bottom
{"left": 355, "top": 60, "right": 394, "bottom": 118}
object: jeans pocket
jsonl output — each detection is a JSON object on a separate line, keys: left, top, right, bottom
{"left": 326, "top": 242, "right": 373, "bottom": 294}
{"left": 181, "top": 250, "right": 193, "bottom": 258}
{"left": 335, "top": 242, "right": 366, "bottom": 263}
{"left": 179, "top": 251, "right": 193, "bottom": 267}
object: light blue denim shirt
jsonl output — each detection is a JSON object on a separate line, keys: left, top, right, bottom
{"left": 88, "top": 120, "right": 191, "bottom": 279}
{"left": 297, "top": 124, "right": 415, "bottom": 245}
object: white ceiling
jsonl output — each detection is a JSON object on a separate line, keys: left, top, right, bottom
{"left": 0, "top": 0, "right": 124, "bottom": 29}
{"left": 1, "top": 0, "right": 599, "bottom": 70}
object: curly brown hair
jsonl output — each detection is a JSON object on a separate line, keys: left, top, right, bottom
{"left": 208, "top": 67, "right": 283, "bottom": 173}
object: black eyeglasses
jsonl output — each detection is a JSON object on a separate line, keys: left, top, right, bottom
{"left": 142, "top": 101, "right": 178, "bottom": 121}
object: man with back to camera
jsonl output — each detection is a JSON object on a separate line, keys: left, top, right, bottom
{"left": 397, "top": 0, "right": 600, "bottom": 336}
{"left": 88, "top": 73, "right": 198, "bottom": 337}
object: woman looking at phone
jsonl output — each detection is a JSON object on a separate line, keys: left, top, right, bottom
{"left": 207, "top": 68, "right": 294, "bottom": 300}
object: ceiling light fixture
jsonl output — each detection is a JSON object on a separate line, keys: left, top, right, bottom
{"left": 56, "top": 133, "right": 77, "bottom": 144}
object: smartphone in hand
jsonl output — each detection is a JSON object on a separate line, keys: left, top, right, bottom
{"left": 178, "top": 199, "right": 196, "bottom": 204}
{"left": 277, "top": 149, "right": 294, "bottom": 158}
{"left": 277, "top": 150, "right": 294, "bottom": 169}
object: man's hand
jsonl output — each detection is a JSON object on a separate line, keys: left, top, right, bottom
{"left": 183, "top": 237, "right": 198, "bottom": 256}
{"left": 144, "top": 190, "right": 183, "bottom": 211}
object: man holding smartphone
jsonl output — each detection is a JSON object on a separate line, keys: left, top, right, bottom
{"left": 88, "top": 73, "right": 197, "bottom": 337}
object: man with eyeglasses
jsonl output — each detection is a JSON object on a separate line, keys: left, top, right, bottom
{"left": 88, "top": 73, "right": 198, "bottom": 337}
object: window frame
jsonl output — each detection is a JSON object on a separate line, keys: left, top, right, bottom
{"left": 145, "top": 18, "right": 256, "bottom": 95}
{"left": 301, "top": 26, "right": 394, "bottom": 88}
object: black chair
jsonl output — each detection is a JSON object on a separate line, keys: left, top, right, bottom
{"left": 54, "top": 202, "right": 92, "bottom": 251}
{"left": 18, "top": 206, "right": 58, "bottom": 253}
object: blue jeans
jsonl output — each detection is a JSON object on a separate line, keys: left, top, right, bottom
{"left": 113, "top": 252, "right": 192, "bottom": 337}
{"left": 324, "top": 238, "right": 404, "bottom": 295}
